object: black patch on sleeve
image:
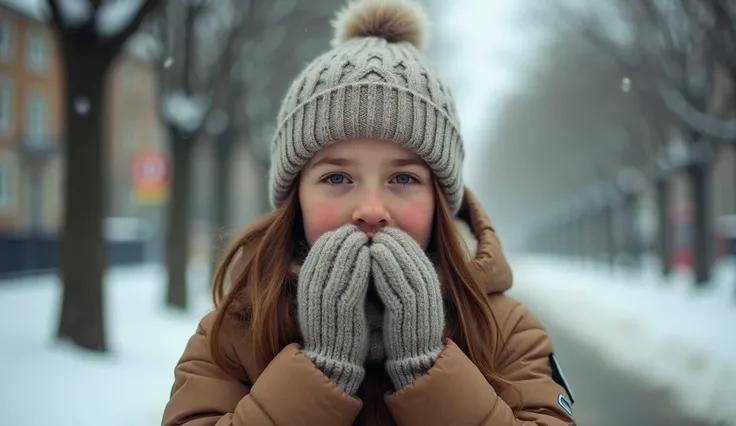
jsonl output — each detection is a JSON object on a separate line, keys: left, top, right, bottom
{"left": 549, "top": 353, "right": 575, "bottom": 404}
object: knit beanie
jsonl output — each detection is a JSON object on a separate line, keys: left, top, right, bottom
{"left": 268, "top": 0, "right": 465, "bottom": 214}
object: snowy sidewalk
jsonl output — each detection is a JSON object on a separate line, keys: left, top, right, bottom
{"left": 0, "top": 263, "right": 213, "bottom": 426}
{"left": 2, "top": 259, "right": 734, "bottom": 425}
{"left": 507, "top": 255, "right": 736, "bottom": 426}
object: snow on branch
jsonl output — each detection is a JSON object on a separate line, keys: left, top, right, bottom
{"left": 55, "top": 0, "right": 93, "bottom": 26}
{"left": 1, "top": 0, "right": 46, "bottom": 20}
{"left": 45, "top": 0, "right": 158, "bottom": 42}
{"left": 96, "top": 0, "right": 146, "bottom": 37}
{"left": 162, "top": 92, "right": 210, "bottom": 134}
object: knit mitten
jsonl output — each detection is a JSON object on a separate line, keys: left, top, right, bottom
{"left": 297, "top": 224, "right": 371, "bottom": 395}
{"left": 370, "top": 227, "right": 446, "bottom": 390}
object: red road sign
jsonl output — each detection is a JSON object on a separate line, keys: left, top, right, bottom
{"left": 131, "top": 149, "right": 169, "bottom": 187}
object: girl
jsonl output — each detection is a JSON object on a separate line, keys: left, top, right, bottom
{"left": 162, "top": 0, "right": 576, "bottom": 425}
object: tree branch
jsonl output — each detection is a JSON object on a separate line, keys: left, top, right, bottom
{"left": 108, "top": 0, "right": 163, "bottom": 48}
{"left": 661, "top": 85, "right": 736, "bottom": 139}
{"left": 45, "top": 0, "right": 65, "bottom": 32}
{"left": 204, "top": 17, "right": 246, "bottom": 100}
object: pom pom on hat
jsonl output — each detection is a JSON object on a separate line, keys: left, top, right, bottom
{"left": 331, "top": 0, "right": 429, "bottom": 50}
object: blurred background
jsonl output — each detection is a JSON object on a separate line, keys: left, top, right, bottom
{"left": 0, "top": 0, "right": 733, "bottom": 425}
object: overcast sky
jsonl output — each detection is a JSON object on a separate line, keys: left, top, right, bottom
{"left": 428, "top": 0, "right": 554, "bottom": 187}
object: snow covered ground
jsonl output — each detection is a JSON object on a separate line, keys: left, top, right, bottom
{"left": 508, "top": 255, "right": 736, "bottom": 426}
{"left": 0, "top": 263, "right": 214, "bottom": 426}
{"left": 1, "top": 257, "right": 734, "bottom": 426}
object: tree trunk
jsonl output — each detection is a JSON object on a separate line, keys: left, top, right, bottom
{"left": 255, "top": 156, "right": 272, "bottom": 216}
{"left": 567, "top": 220, "right": 576, "bottom": 257}
{"left": 562, "top": 222, "right": 572, "bottom": 257}
{"left": 166, "top": 129, "right": 195, "bottom": 309}
{"left": 656, "top": 176, "right": 672, "bottom": 277}
{"left": 591, "top": 209, "right": 601, "bottom": 262}
{"left": 622, "top": 192, "right": 640, "bottom": 270}
{"left": 49, "top": 0, "right": 158, "bottom": 353}
{"left": 688, "top": 163, "right": 713, "bottom": 286}
{"left": 602, "top": 203, "right": 614, "bottom": 269}
{"left": 210, "top": 129, "right": 236, "bottom": 268}
{"left": 57, "top": 56, "right": 109, "bottom": 352}
{"left": 733, "top": 144, "right": 736, "bottom": 302}
{"left": 572, "top": 216, "right": 580, "bottom": 258}
{"left": 580, "top": 212, "right": 592, "bottom": 261}
{"left": 588, "top": 210, "right": 598, "bottom": 262}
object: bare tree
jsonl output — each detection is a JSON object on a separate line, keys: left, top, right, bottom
{"left": 660, "top": 0, "right": 736, "bottom": 140}
{"left": 546, "top": 2, "right": 688, "bottom": 273}
{"left": 208, "top": 0, "right": 345, "bottom": 264}
{"left": 484, "top": 32, "right": 641, "bottom": 244}
{"left": 236, "top": 0, "right": 345, "bottom": 196}
{"left": 547, "top": 0, "right": 736, "bottom": 283}
{"left": 48, "top": 0, "right": 160, "bottom": 352}
{"left": 147, "top": 0, "right": 245, "bottom": 309}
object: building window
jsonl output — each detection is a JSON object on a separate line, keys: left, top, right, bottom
{"left": 0, "top": 151, "right": 15, "bottom": 211}
{"left": 26, "top": 91, "right": 49, "bottom": 144}
{"left": 27, "top": 32, "right": 48, "bottom": 72}
{"left": 0, "top": 164, "right": 10, "bottom": 209}
{"left": 0, "top": 19, "right": 13, "bottom": 61}
{"left": 0, "top": 79, "right": 12, "bottom": 133}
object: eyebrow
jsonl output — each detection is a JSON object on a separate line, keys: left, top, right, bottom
{"left": 309, "top": 157, "right": 357, "bottom": 169}
{"left": 309, "top": 156, "right": 426, "bottom": 169}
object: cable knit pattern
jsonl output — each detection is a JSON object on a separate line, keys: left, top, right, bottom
{"left": 369, "top": 227, "right": 446, "bottom": 390}
{"left": 297, "top": 225, "right": 371, "bottom": 395}
{"left": 269, "top": 23, "right": 465, "bottom": 214}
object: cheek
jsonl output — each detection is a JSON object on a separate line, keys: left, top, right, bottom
{"left": 302, "top": 199, "right": 350, "bottom": 245}
{"left": 394, "top": 199, "right": 435, "bottom": 248}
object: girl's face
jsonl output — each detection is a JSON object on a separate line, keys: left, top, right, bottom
{"left": 299, "top": 139, "right": 435, "bottom": 248}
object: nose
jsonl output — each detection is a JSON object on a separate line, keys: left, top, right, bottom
{"left": 352, "top": 189, "right": 390, "bottom": 237}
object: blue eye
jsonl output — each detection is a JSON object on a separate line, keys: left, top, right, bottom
{"left": 323, "top": 173, "right": 352, "bottom": 185}
{"left": 390, "top": 174, "right": 417, "bottom": 185}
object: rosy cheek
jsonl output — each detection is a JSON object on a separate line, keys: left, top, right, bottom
{"left": 302, "top": 200, "right": 350, "bottom": 244}
{"left": 395, "top": 202, "right": 434, "bottom": 248}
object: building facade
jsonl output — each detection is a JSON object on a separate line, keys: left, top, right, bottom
{"left": 0, "top": 4, "right": 62, "bottom": 232}
{"left": 0, "top": 2, "right": 165, "bottom": 233}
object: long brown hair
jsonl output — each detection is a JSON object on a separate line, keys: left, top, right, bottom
{"left": 209, "top": 180, "right": 514, "bottom": 392}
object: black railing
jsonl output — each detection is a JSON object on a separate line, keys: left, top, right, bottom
{"left": 0, "top": 232, "right": 145, "bottom": 277}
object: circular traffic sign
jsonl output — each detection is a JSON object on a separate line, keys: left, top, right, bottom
{"left": 131, "top": 150, "right": 169, "bottom": 186}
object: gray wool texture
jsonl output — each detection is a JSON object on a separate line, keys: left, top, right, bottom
{"left": 365, "top": 288, "right": 386, "bottom": 362}
{"left": 268, "top": 25, "right": 465, "bottom": 214}
{"left": 370, "top": 227, "right": 446, "bottom": 390}
{"left": 297, "top": 225, "right": 371, "bottom": 395}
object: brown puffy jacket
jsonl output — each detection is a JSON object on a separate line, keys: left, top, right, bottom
{"left": 161, "top": 189, "right": 576, "bottom": 426}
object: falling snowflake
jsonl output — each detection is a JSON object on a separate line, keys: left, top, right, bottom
{"left": 74, "top": 97, "right": 91, "bottom": 115}
{"left": 164, "top": 57, "right": 173, "bottom": 68}
{"left": 621, "top": 77, "right": 631, "bottom": 92}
